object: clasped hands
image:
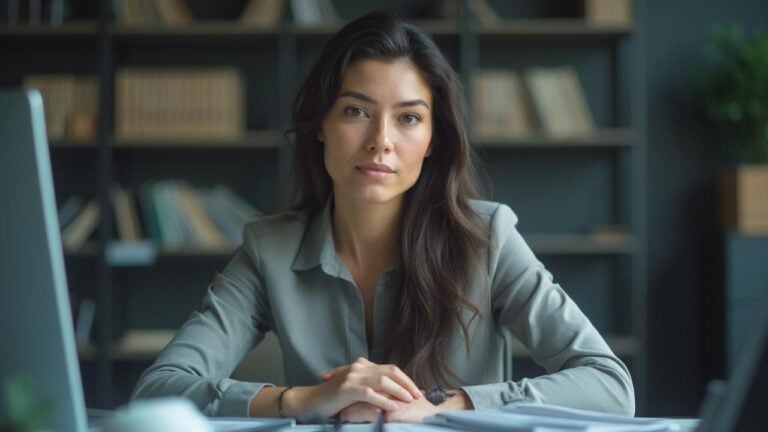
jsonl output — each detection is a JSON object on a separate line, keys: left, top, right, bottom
{"left": 282, "top": 357, "right": 465, "bottom": 423}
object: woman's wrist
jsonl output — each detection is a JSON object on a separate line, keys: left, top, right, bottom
{"left": 280, "top": 385, "right": 315, "bottom": 418}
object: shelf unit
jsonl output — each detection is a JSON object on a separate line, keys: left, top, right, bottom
{"left": 1, "top": 0, "right": 647, "bottom": 412}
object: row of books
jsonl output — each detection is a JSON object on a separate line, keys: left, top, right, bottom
{"left": 0, "top": 0, "right": 66, "bottom": 25}
{"left": 26, "top": 66, "right": 595, "bottom": 143}
{"left": 114, "top": 0, "right": 336, "bottom": 27}
{"left": 118, "top": 0, "right": 193, "bottom": 26}
{"left": 24, "top": 69, "right": 243, "bottom": 142}
{"left": 469, "top": 0, "right": 632, "bottom": 28}
{"left": 116, "top": 68, "right": 244, "bottom": 141}
{"left": 472, "top": 66, "right": 595, "bottom": 139}
{"left": 1, "top": 0, "right": 631, "bottom": 28}
{"left": 57, "top": 181, "right": 262, "bottom": 251}
{"left": 22, "top": 75, "right": 99, "bottom": 140}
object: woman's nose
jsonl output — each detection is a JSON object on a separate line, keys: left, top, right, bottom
{"left": 366, "top": 116, "right": 393, "bottom": 153}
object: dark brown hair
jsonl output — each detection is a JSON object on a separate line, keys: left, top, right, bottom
{"left": 289, "top": 11, "right": 488, "bottom": 387}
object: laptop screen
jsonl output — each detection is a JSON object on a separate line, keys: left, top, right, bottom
{"left": 0, "top": 89, "right": 89, "bottom": 432}
{"left": 730, "top": 291, "right": 768, "bottom": 431}
{"left": 699, "top": 291, "right": 768, "bottom": 431}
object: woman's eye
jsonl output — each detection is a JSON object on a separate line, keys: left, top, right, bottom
{"left": 343, "top": 106, "right": 366, "bottom": 118}
{"left": 401, "top": 113, "right": 422, "bottom": 125}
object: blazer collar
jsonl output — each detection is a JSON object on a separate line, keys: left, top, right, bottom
{"left": 291, "top": 196, "right": 400, "bottom": 278}
{"left": 291, "top": 197, "right": 340, "bottom": 274}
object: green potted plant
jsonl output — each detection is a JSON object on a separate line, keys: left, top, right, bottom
{"left": 692, "top": 25, "right": 768, "bottom": 234}
{"left": 1, "top": 378, "right": 51, "bottom": 432}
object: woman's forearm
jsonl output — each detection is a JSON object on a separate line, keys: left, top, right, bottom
{"left": 248, "top": 385, "right": 317, "bottom": 417}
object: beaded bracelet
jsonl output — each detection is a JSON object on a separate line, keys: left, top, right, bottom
{"left": 277, "top": 386, "right": 294, "bottom": 418}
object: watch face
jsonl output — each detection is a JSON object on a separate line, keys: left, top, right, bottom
{"left": 427, "top": 386, "right": 452, "bottom": 405}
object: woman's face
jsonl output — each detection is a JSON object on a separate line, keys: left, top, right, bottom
{"left": 320, "top": 58, "right": 433, "bottom": 207}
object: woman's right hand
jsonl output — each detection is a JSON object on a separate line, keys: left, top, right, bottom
{"left": 283, "top": 357, "right": 422, "bottom": 419}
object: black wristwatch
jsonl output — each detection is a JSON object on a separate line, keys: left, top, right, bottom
{"left": 426, "top": 385, "right": 455, "bottom": 406}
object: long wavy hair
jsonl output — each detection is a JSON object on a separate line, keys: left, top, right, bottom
{"left": 289, "top": 11, "right": 488, "bottom": 387}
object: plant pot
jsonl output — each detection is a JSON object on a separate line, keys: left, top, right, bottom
{"left": 720, "top": 165, "right": 768, "bottom": 234}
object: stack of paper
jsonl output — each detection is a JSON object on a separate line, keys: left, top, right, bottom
{"left": 425, "top": 403, "right": 681, "bottom": 431}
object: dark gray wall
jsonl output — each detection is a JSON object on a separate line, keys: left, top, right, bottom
{"left": 645, "top": 0, "right": 768, "bottom": 416}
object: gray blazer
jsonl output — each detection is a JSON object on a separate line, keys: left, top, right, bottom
{"left": 132, "top": 199, "right": 635, "bottom": 417}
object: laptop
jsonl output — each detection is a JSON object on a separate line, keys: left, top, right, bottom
{"left": 0, "top": 89, "right": 293, "bottom": 432}
{"left": 0, "top": 89, "right": 90, "bottom": 431}
{"left": 696, "top": 289, "right": 767, "bottom": 431}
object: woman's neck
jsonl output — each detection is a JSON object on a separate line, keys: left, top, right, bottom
{"left": 331, "top": 195, "right": 401, "bottom": 271}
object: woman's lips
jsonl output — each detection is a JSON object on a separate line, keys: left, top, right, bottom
{"left": 356, "top": 162, "right": 395, "bottom": 179}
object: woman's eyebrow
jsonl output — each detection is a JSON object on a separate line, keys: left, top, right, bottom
{"left": 338, "top": 90, "right": 430, "bottom": 110}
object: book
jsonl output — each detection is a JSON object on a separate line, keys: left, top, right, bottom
{"left": 22, "top": 74, "right": 99, "bottom": 140}
{"left": 426, "top": 403, "right": 677, "bottom": 431}
{"left": 198, "top": 187, "right": 258, "bottom": 244}
{"left": 134, "top": 181, "right": 260, "bottom": 248}
{"left": 61, "top": 199, "right": 100, "bottom": 250}
{"left": 154, "top": 181, "right": 185, "bottom": 248}
{"left": 240, "top": 0, "right": 284, "bottom": 27}
{"left": 120, "top": 0, "right": 161, "bottom": 25}
{"left": 115, "top": 68, "right": 244, "bottom": 141}
{"left": 139, "top": 184, "right": 162, "bottom": 243}
{"left": 472, "top": 70, "right": 534, "bottom": 139}
{"left": 153, "top": 0, "right": 193, "bottom": 26}
{"left": 316, "top": 0, "right": 338, "bottom": 24}
{"left": 111, "top": 186, "right": 143, "bottom": 241}
{"left": 215, "top": 185, "right": 262, "bottom": 221}
{"left": 58, "top": 196, "right": 84, "bottom": 231}
{"left": 468, "top": 0, "right": 499, "bottom": 28}
{"left": 290, "top": 0, "right": 323, "bottom": 26}
{"left": 175, "top": 182, "right": 231, "bottom": 248}
{"left": 74, "top": 298, "right": 95, "bottom": 349}
{"left": 524, "top": 66, "right": 595, "bottom": 138}
{"left": 584, "top": 0, "right": 632, "bottom": 27}
{"left": 557, "top": 66, "right": 595, "bottom": 136}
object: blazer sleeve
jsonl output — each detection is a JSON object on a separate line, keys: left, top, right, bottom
{"left": 131, "top": 245, "right": 273, "bottom": 417}
{"left": 460, "top": 204, "right": 635, "bottom": 415}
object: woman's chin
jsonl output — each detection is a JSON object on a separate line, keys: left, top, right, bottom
{"left": 342, "top": 189, "right": 403, "bottom": 206}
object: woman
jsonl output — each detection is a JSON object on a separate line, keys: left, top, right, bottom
{"left": 132, "top": 11, "right": 635, "bottom": 423}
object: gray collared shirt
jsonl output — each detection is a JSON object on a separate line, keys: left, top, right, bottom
{"left": 132, "top": 199, "right": 635, "bottom": 417}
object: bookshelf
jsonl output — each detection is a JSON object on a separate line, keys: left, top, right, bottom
{"left": 1, "top": 0, "right": 647, "bottom": 413}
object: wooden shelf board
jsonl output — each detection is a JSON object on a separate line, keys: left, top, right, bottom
{"left": 525, "top": 233, "right": 635, "bottom": 255}
{"left": 64, "top": 242, "right": 98, "bottom": 258}
{"left": 112, "top": 130, "right": 284, "bottom": 149}
{"left": 65, "top": 242, "right": 239, "bottom": 264}
{"left": 0, "top": 22, "right": 98, "bottom": 37}
{"left": 477, "top": 19, "right": 631, "bottom": 40}
{"left": 113, "top": 22, "right": 280, "bottom": 39}
{"left": 476, "top": 129, "right": 632, "bottom": 149}
{"left": 511, "top": 335, "right": 639, "bottom": 358}
{"left": 0, "top": 19, "right": 628, "bottom": 41}
{"left": 50, "top": 139, "right": 97, "bottom": 148}
{"left": 79, "top": 329, "right": 176, "bottom": 361}
{"left": 288, "top": 19, "right": 459, "bottom": 37}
